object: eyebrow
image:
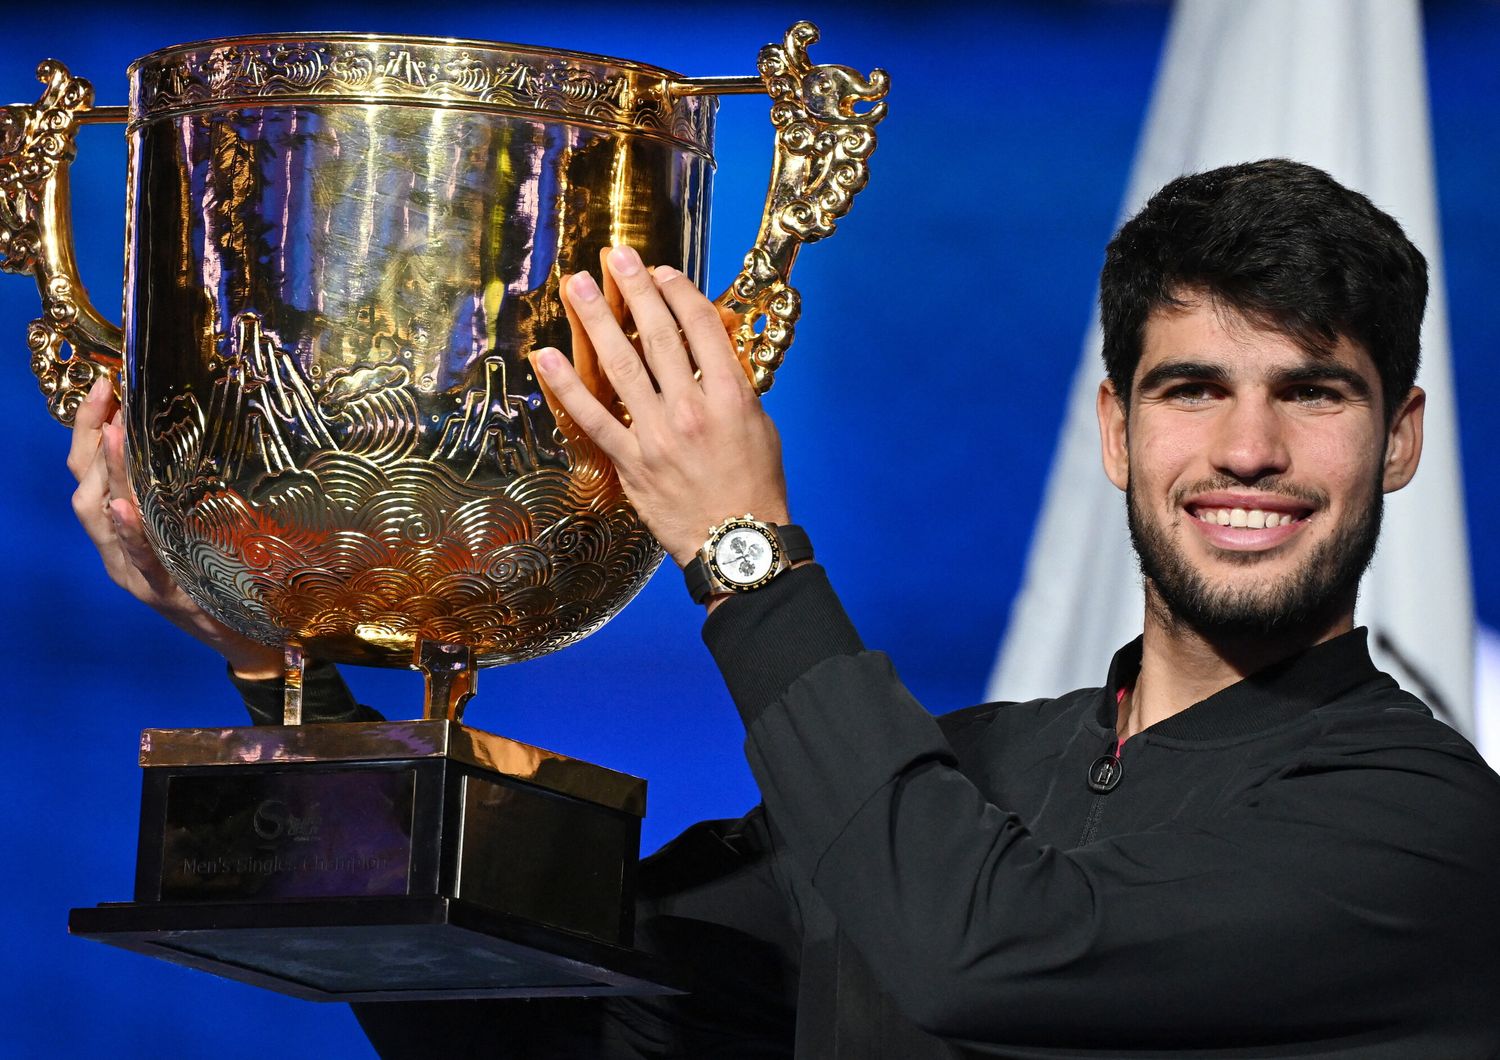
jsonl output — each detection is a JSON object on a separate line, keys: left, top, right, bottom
{"left": 1267, "top": 363, "right": 1374, "bottom": 398}
{"left": 1136, "top": 360, "right": 1230, "bottom": 392}
{"left": 1135, "top": 359, "right": 1374, "bottom": 399}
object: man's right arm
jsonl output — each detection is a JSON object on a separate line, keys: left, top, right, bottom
{"left": 706, "top": 566, "right": 1500, "bottom": 1050}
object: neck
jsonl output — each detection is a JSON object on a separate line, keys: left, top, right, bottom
{"left": 1117, "top": 586, "right": 1354, "bottom": 743}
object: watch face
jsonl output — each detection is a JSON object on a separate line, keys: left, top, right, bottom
{"left": 712, "top": 526, "right": 777, "bottom": 587}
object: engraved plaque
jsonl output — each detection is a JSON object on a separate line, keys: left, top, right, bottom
{"left": 160, "top": 768, "right": 415, "bottom": 900}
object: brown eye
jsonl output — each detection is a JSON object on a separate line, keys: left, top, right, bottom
{"left": 1167, "top": 384, "right": 1214, "bottom": 404}
{"left": 1290, "top": 386, "right": 1339, "bottom": 406}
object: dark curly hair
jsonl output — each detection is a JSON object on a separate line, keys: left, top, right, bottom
{"left": 1099, "top": 159, "right": 1427, "bottom": 420}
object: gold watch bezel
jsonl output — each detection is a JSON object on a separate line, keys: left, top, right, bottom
{"left": 699, "top": 516, "right": 788, "bottom": 594}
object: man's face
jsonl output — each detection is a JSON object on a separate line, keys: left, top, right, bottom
{"left": 1096, "top": 295, "right": 1424, "bottom": 638}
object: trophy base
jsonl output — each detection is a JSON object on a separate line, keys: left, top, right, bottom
{"left": 69, "top": 895, "right": 683, "bottom": 1001}
{"left": 69, "top": 720, "right": 682, "bottom": 1001}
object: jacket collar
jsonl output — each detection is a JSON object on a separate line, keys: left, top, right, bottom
{"left": 1097, "top": 627, "right": 1392, "bottom": 741}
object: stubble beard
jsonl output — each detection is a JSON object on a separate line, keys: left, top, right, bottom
{"left": 1126, "top": 474, "right": 1384, "bottom": 640}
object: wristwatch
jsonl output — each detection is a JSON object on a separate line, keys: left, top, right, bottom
{"left": 683, "top": 516, "right": 813, "bottom": 604}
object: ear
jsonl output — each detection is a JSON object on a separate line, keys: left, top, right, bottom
{"left": 1381, "top": 386, "right": 1424, "bottom": 493}
{"left": 1097, "top": 379, "right": 1129, "bottom": 492}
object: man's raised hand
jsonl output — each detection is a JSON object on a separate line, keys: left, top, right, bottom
{"left": 531, "top": 245, "right": 791, "bottom": 568}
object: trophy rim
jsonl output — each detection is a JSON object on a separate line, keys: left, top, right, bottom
{"left": 123, "top": 30, "right": 720, "bottom": 155}
{"left": 126, "top": 30, "right": 690, "bottom": 84}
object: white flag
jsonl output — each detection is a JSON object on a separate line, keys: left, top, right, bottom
{"left": 988, "top": 0, "right": 1474, "bottom": 734}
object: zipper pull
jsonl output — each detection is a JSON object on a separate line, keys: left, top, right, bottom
{"left": 1087, "top": 753, "right": 1123, "bottom": 793}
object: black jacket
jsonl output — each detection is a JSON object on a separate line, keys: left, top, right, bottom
{"left": 250, "top": 565, "right": 1500, "bottom": 1057}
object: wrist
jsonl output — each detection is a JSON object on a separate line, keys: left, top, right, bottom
{"left": 667, "top": 506, "right": 792, "bottom": 569}
{"left": 684, "top": 518, "right": 811, "bottom": 606}
{"left": 702, "top": 557, "right": 814, "bottom": 613}
{"left": 215, "top": 634, "right": 284, "bottom": 681}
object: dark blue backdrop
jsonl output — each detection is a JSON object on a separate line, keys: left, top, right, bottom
{"left": 0, "top": 3, "right": 1494, "bottom": 1055}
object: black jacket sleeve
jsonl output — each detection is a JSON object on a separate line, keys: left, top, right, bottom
{"left": 704, "top": 566, "right": 1500, "bottom": 1049}
{"left": 228, "top": 658, "right": 385, "bottom": 725}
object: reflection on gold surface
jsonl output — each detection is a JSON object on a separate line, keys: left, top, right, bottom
{"left": 2, "top": 25, "right": 887, "bottom": 719}
{"left": 139, "top": 720, "right": 648, "bottom": 816}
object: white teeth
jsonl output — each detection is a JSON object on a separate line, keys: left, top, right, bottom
{"left": 1195, "top": 507, "right": 1300, "bottom": 528}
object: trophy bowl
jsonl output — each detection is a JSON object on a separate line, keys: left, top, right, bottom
{"left": 2, "top": 24, "right": 887, "bottom": 718}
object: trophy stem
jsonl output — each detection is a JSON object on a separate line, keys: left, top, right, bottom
{"left": 282, "top": 644, "right": 306, "bottom": 726}
{"left": 416, "top": 641, "right": 477, "bottom": 723}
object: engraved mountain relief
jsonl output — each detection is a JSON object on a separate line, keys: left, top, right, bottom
{"left": 139, "top": 310, "right": 659, "bottom": 666}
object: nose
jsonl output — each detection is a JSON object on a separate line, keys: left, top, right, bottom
{"left": 1209, "top": 395, "right": 1291, "bottom": 482}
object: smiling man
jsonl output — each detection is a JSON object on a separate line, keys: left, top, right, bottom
{"left": 71, "top": 160, "right": 1500, "bottom": 1056}
{"left": 513, "top": 158, "right": 1500, "bottom": 1056}
{"left": 1090, "top": 161, "right": 1429, "bottom": 744}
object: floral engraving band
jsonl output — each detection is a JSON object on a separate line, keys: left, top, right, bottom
{"left": 130, "top": 36, "right": 717, "bottom": 155}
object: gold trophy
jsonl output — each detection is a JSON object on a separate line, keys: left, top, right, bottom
{"left": 0, "top": 24, "right": 886, "bottom": 1000}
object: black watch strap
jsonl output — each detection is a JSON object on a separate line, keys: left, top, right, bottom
{"left": 684, "top": 523, "right": 813, "bottom": 605}
{"left": 779, "top": 524, "right": 813, "bottom": 561}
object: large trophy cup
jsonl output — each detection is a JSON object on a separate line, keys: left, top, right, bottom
{"left": 0, "top": 24, "right": 886, "bottom": 1001}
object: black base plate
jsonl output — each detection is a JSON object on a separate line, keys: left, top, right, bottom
{"left": 70, "top": 896, "right": 685, "bottom": 1002}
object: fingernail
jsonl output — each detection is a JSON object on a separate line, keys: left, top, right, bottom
{"left": 608, "top": 245, "right": 642, "bottom": 276}
{"left": 533, "top": 348, "right": 563, "bottom": 375}
{"left": 569, "top": 272, "right": 601, "bottom": 303}
{"left": 87, "top": 375, "right": 110, "bottom": 401}
{"left": 652, "top": 265, "right": 680, "bottom": 284}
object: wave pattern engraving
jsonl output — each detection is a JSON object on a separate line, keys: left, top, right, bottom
{"left": 136, "top": 310, "right": 663, "bottom": 668}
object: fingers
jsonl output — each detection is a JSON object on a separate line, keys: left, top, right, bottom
{"left": 565, "top": 270, "right": 660, "bottom": 413}
{"left": 70, "top": 425, "right": 141, "bottom": 601}
{"left": 602, "top": 246, "right": 698, "bottom": 401}
{"left": 652, "top": 266, "right": 755, "bottom": 399}
{"left": 67, "top": 375, "right": 117, "bottom": 482}
{"left": 69, "top": 409, "right": 188, "bottom": 606}
{"left": 108, "top": 494, "right": 175, "bottom": 596}
{"left": 598, "top": 245, "right": 628, "bottom": 332}
{"left": 529, "top": 346, "right": 635, "bottom": 460}
{"left": 100, "top": 414, "right": 151, "bottom": 566}
{"left": 555, "top": 244, "right": 756, "bottom": 451}
{"left": 559, "top": 272, "right": 617, "bottom": 413}
{"left": 71, "top": 450, "right": 116, "bottom": 555}
{"left": 102, "top": 413, "right": 136, "bottom": 514}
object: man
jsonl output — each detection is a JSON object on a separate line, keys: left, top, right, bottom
{"left": 71, "top": 160, "right": 1500, "bottom": 1057}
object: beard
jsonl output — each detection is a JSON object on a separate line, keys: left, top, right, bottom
{"left": 1126, "top": 474, "right": 1383, "bottom": 639}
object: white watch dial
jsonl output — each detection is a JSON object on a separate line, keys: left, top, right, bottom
{"left": 713, "top": 527, "right": 776, "bottom": 586}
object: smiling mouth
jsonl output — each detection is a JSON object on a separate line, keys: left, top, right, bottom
{"left": 1187, "top": 504, "right": 1312, "bottom": 529}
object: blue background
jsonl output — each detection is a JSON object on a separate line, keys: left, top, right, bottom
{"left": 0, "top": 2, "right": 1494, "bottom": 1055}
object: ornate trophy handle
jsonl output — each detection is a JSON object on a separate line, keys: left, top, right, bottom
{"left": 0, "top": 61, "right": 125, "bottom": 425}
{"left": 678, "top": 22, "right": 888, "bottom": 394}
